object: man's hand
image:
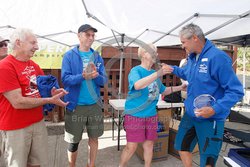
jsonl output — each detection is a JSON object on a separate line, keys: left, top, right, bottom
{"left": 157, "top": 63, "right": 173, "bottom": 77}
{"left": 195, "top": 107, "right": 215, "bottom": 118}
{"left": 82, "top": 62, "right": 99, "bottom": 80}
{"left": 50, "top": 90, "right": 69, "bottom": 107}
{"left": 51, "top": 87, "right": 68, "bottom": 96}
{"left": 82, "top": 71, "right": 99, "bottom": 80}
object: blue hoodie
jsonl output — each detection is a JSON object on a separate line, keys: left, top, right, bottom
{"left": 61, "top": 46, "right": 108, "bottom": 112}
{"left": 173, "top": 39, "right": 244, "bottom": 121}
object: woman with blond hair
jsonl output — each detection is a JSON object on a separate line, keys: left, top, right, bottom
{"left": 119, "top": 43, "right": 186, "bottom": 167}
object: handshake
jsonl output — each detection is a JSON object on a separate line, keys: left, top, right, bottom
{"left": 157, "top": 63, "right": 174, "bottom": 77}
{"left": 82, "top": 62, "right": 99, "bottom": 80}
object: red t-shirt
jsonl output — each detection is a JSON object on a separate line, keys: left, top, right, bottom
{"left": 0, "top": 55, "right": 44, "bottom": 130}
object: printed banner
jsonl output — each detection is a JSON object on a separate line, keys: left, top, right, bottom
{"left": 31, "top": 44, "right": 102, "bottom": 69}
{"left": 31, "top": 44, "right": 70, "bottom": 69}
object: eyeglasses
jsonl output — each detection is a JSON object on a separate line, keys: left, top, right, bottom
{"left": 0, "top": 42, "right": 8, "bottom": 48}
{"left": 83, "top": 32, "right": 95, "bottom": 38}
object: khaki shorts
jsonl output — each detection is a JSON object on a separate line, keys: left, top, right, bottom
{"left": 1, "top": 120, "right": 48, "bottom": 167}
{"left": 0, "top": 132, "right": 2, "bottom": 157}
{"left": 64, "top": 103, "right": 104, "bottom": 143}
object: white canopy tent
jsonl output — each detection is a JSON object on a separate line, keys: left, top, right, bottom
{"left": 80, "top": 0, "right": 250, "bottom": 97}
{"left": 1, "top": 0, "right": 250, "bottom": 47}
{"left": 1, "top": 0, "right": 250, "bottom": 97}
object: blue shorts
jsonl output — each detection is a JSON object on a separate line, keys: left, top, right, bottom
{"left": 174, "top": 113, "right": 224, "bottom": 167}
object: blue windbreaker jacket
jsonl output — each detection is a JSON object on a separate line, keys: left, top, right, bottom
{"left": 173, "top": 39, "right": 244, "bottom": 121}
{"left": 61, "top": 46, "right": 108, "bottom": 111}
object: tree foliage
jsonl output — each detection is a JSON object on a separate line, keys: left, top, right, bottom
{"left": 237, "top": 47, "right": 250, "bottom": 72}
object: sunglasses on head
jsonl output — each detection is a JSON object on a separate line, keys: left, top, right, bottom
{"left": 0, "top": 42, "right": 8, "bottom": 48}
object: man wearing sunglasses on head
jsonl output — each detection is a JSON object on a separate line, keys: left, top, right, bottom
{"left": 0, "top": 36, "right": 9, "bottom": 61}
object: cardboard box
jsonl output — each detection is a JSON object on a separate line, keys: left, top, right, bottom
{"left": 168, "top": 119, "right": 199, "bottom": 159}
{"left": 157, "top": 108, "right": 172, "bottom": 133}
{"left": 136, "top": 131, "right": 169, "bottom": 162}
{"left": 136, "top": 109, "right": 171, "bottom": 162}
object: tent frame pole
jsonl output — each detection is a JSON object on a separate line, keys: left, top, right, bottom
{"left": 118, "top": 34, "right": 125, "bottom": 99}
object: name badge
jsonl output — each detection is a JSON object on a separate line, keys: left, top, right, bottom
{"left": 202, "top": 58, "right": 208, "bottom": 62}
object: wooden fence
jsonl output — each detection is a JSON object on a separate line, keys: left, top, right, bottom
{"left": 43, "top": 46, "right": 236, "bottom": 122}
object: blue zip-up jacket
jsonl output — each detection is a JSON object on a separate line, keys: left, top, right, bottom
{"left": 37, "top": 75, "right": 59, "bottom": 113}
{"left": 61, "top": 46, "right": 108, "bottom": 111}
{"left": 173, "top": 39, "right": 244, "bottom": 121}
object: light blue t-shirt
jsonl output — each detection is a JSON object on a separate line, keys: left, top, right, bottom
{"left": 124, "top": 65, "right": 166, "bottom": 118}
{"left": 78, "top": 50, "right": 98, "bottom": 105}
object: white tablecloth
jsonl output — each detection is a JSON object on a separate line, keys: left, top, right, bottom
{"left": 109, "top": 99, "right": 184, "bottom": 110}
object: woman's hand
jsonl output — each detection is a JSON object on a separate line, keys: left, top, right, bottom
{"left": 180, "top": 81, "right": 188, "bottom": 91}
{"left": 157, "top": 63, "right": 173, "bottom": 77}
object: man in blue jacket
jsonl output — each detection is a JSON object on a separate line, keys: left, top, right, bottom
{"left": 61, "top": 24, "right": 108, "bottom": 167}
{"left": 171, "top": 24, "right": 244, "bottom": 167}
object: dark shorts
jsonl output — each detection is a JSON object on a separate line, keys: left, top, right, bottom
{"left": 124, "top": 115, "right": 158, "bottom": 143}
{"left": 64, "top": 104, "right": 104, "bottom": 143}
{"left": 174, "top": 113, "right": 224, "bottom": 166}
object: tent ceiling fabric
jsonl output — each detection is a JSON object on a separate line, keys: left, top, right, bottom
{"left": 0, "top": 0, "right": 250, "bottom": 47}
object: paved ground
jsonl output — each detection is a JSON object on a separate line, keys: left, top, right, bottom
{"left": 0, "top": 121, "right": 249, "bottom": 167}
